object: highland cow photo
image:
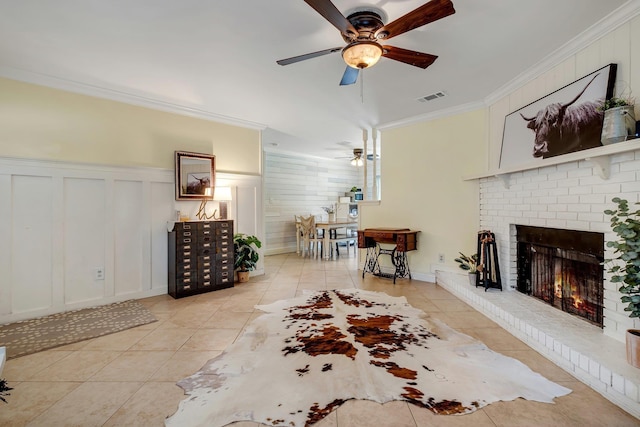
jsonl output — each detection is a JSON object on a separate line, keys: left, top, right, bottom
{"left": 500, "top": 63, "right": 616, "bottom": 169}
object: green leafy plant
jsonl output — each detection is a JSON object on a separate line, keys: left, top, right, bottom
{"left": 604, "top": 197, "right": 640, "bottom": 318}
{"left": 0, "top": 378, "right": 12, "bottom": 403}
{"left": 234, "top": 233, "right": 262, "bottom": 272}
{"left": 350, "top": 186, "right": 359, "bottom": 192}
{"left": 599, "top": 97, "right": 635, "bottom": 111}
{"left": 454, "top": 252, "right": 478, "bottom": 271}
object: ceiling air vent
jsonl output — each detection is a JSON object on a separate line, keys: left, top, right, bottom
{"left": 417, "top": 91, "right": 446, "bottom": 103}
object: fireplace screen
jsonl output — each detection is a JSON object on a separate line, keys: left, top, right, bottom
{"left": 516, "top": 226, "right": 604, "bottom": 327}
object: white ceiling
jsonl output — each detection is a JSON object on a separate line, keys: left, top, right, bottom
{"left": 0, "top": 0, "right": 634, "bottom": 159}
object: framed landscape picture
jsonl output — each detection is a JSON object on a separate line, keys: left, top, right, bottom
{"left": 499, "top": 63, "right": 617, "bottom": 169}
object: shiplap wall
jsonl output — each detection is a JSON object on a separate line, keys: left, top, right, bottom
{"left": 263, "top": 151, "right": 366, "bottom": 255}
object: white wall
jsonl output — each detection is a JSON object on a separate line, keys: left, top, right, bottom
{"left": 0, "top": 157, "right": 262, "bottom": 323}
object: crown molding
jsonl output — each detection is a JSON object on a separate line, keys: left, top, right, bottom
{"left": 0, "top": 65, "right": 267, "bottom": 131}
{"left": 484, "top": 0, "right": 640, "bottom": 106}
{"left": 377, "top": 101, "right": 486, "bottom": 131}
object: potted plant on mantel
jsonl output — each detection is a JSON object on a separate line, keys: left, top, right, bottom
{"left": 233, "top": 233, "right": 262, "bottom": 283}
{"left": 600, "top": 96, "right": 636, "bottom": 145}
{"left": 604, "top": 197, "right": 640, "bottom": 368}
{"left": 454, "top": 252, "right": 479, "bottom": 287}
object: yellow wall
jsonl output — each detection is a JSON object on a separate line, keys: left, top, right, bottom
{"left": 0, "top": 78, "right": 261, "bottom": 173}
{"left": 361, "top": 109, "right": 487, "bottom": 275}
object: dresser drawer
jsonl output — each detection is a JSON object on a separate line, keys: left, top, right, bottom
{"left": 198, "top": 254, "right": 213, "bottom": 267}
{"left": 217, "top": 270, "right": 232, "bottom": 283}
{"left": 176, "top": 268, "right": 198, "bottom": 280}
{"left": 169, "top": 220, "right": 235, "bottom": 298}
{"left": 216, "top": 245, "right": 232, "bottom": 257}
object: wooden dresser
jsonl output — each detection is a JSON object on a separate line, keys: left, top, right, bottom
{"left": 168, "top": 220, "right": 234, "bottom": 298}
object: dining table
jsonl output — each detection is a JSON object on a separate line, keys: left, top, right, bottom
{"left": 295, "top": 218, "right": 358, "bottom": 259}
{"left": 314, "top": 219, "right": 358, "bottom": 260}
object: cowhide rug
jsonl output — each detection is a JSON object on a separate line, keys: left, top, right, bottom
{"left": 166, "top": 289, "right": 570, "bottom": 427}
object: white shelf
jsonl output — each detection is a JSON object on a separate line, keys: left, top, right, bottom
{"left": 464, "top": 138, "right": 640, "bottom": 187}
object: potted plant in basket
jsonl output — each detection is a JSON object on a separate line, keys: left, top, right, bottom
{"left": 604, "top": 197, "right": 640, "bottom": 367}
{"left": 454, "top": 252, "right": 478, "bottom": 286}
{"left": 233, "top": 233, "right": 262, "bottom": 283}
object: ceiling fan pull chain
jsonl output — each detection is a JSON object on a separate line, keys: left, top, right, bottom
{"left": 360, "top": 69, "right": 364, "bottom": 104}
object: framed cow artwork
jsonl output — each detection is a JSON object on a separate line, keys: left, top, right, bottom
{"left": 175, "top": 151, "right": 215, "bottom": 201}
{"left": 499, "top": 63, "right": 617, "bottom": 169}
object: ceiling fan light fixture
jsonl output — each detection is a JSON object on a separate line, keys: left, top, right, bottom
{"left": 350, "top": 148, "right": 364, "bottom": 166}
{"left": 342, "top": 41, "right": 383, "bottom": 69}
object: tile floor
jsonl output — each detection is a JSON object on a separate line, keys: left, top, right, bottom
{"left": 1, "top": 252, "right": 638, "bottom": 426}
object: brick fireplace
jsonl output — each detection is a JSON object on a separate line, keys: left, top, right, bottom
{"left": 437, "top": 147, "right": 640, "bottom": 418}
{"left": 516, "top": 225, "right": 604, "bottom": 327}
{"left": 477, "top": 150, "right": 640, "bottom": 342}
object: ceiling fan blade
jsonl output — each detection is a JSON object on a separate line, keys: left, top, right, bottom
{"left": 382, "top": 45, "right": 438, "bottom": 69}
{"left": 277, "top": 47, "right": 342, "bottom": 66}
{"left": 376, "top": 0, "right": 455, "bottom": 40}
{"left": 339, "top": 66, "right": 359, "bottom": 86}
{"left": 304, "top": 0, "right": 358, "bottom": 38}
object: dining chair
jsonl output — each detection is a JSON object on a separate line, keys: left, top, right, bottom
{"left": 299, "top": 215, "right": 321, "bottom": 258}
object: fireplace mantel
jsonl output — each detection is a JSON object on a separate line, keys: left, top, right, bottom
{"left": 463, "top": 138, "right": 640, "bottom": 188}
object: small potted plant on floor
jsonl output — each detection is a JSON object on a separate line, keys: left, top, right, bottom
{"left": 234, "top": 233, "right": 262, "bottom": 283}
{"left": 0, "top": 379, "right": 11, "bottom": 403}
{"left": 604, "top": 197, "right": 640, "bottom": 367}
{"left": 454, "top": 252, "right": 479, "bottom": 286}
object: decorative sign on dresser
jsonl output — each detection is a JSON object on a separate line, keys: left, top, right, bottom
{"left": 168, "top": 220, "right": 234, "bottom": 298}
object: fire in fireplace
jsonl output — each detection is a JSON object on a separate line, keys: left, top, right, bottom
{"left": 516, "top": 226, "right": 604, "bottom": 327}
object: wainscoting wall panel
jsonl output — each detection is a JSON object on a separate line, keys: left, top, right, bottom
{"left": 150, "top": 181, "right": 175, "bottom": 292}
{"left": 0, "top": 157, "right": 263, "bottom": 324}
{"left": 63, "top": 177, "right": 106, "bottom": 305}
{"left": 113, "top": 179, "right": 145, "bottom": 297}
{"left": 11, "top": 175, "right": 54, "bottom": 313}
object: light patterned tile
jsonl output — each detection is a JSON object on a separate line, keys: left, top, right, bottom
{"left": 27, "top": 381, "right": 143, "bottom": 426}
{"left": 104, "top": 382, "right": 185, "bottom": 427}
{"left": 0, "top": 381, "right": 80, "bottom": 426}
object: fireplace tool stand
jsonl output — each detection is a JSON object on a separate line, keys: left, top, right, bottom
{"left": 476, "top": 230, "right": 502, "bottom": 291}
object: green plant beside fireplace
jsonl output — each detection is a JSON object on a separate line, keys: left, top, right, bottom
{"left": 604, "top": 197, "right": 640, "bottom": 318}
{"left": 454, "top": 252, "right": 478, "bottom": 271}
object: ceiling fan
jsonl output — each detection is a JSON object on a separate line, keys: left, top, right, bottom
{"left": 336, "top": 148, "right": 379, "bottom": 165}
{"left": 276, "top": 0, "right": 456, "bottom": 85}
{"left": 350, "top": 148, "right": 364, "bottom": 166}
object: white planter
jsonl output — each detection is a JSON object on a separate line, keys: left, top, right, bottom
{"left": 468, "top": 272, "right": 477, "bottom": 287}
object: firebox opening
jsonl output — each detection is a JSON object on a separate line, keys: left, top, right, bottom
{"left": 516, "top": 225, "right": 604, "bottom": 328}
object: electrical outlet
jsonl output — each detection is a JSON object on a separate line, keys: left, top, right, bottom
{"left": 438, "top": 253, "right": 445, "bottom": 263}
{"left": 95, "top": 268, "right": 105, "bottom": 280}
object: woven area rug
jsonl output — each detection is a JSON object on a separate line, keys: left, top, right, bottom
{"left": 166, "top": 289, "right": 571, "bottom": 427}
{"left": 0, "top": 300, "right": 157, "bottom": 359}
